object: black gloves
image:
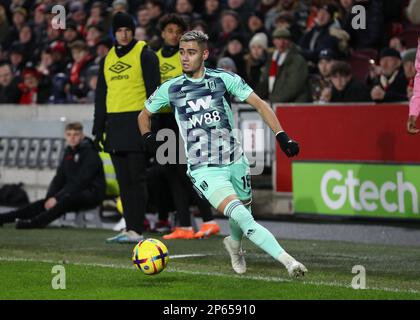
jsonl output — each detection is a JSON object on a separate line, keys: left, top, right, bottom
{"left": 276, "top": 131, "right": 299, "bottom": 158}
{"left": 142, "top": 132, "right": 160, "bottom": 155}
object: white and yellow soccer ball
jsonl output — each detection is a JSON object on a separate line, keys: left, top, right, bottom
{"left": 132, "top": 238, "right": 169, "bottom": 275}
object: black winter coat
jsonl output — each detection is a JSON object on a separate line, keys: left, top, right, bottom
{"left": 46, "top": 137, "right": 105, "bottom": 202}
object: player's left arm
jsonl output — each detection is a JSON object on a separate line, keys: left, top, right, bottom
{"left": 245, "top": 92, "right": 300, "bottom": 157}
{"left": 224, "top": 72, "right": 299, "bottom": 157}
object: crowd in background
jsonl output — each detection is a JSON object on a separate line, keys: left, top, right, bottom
{"left": 0, "top": 0, "right": 419, "bottom": 106}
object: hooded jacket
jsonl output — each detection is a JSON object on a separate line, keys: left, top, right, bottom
{"left": 46, "top": 137, "right": 105, "bottom": 201}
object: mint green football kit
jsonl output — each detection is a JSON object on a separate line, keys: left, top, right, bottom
{"left": 145, "top": 68, "right": 285, "bottom": 258}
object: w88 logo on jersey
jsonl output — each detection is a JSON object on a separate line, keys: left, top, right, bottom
{"left": 189, "top": 111, "right": 220, "bottom": 127}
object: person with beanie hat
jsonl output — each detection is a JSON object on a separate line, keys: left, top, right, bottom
{"left": 370, "top": 47, "right": 408, "bottom": 103}
{"left": 93, "top": 11, "right": 161, "bottom": 243}
{"left": 249, "top": 32, "right": 268, "bottom": 50}
{"left": 244, "top": 32, "right": 269, "bottom": 94}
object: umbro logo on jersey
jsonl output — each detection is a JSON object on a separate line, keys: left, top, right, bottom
{"left": 109, "top": 61, "right": 131, "bottom": 74}
{"left": 160, "top": 63, "right": 176, "bottom": 74}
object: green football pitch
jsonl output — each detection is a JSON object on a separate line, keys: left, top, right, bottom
{"left": 0, "top": 226, "right": 419, "bottom": 300}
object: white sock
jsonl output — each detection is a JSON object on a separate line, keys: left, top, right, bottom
{"left": 277, "top": 251, "right": 296, "bottom": 267}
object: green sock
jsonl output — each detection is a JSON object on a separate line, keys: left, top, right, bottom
{"left": 224, "top": 199, "right": 285, "bottom": 259}
{"left": 228, "top": 218, "right": 243, "bottom": 241}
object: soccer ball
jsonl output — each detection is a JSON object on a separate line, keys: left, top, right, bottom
{"left": 132, "top": 238, "right": 169, "bottom": 275}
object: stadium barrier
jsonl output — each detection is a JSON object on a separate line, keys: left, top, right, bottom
{"left": 274, "top": 103, "right": 420, "bottom": 220}
{"left": 2, "top": 102, "right": 419, "bottom": 220}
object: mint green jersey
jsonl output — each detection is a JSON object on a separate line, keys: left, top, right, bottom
{"left": 145, "top": 68, "right": 253, "bottom": 170}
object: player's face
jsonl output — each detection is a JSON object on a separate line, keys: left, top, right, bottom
{"left": 65, "top": 130, "right": 84, "bottom": 148}
{"left": 115, "top": 27, "right": 133, "bottom": 46}
{"left": 179, "top": 41, "right": 209, "bottom": 77}
{"left": 162, "top": 23, "right": 184, "bottom": 47}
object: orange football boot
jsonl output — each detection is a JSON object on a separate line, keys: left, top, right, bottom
{"left": 194, "top": 222, "right": 221, "bottom": 238}
{"left": 163, "top": 227, "right": 195, "bottom": 240}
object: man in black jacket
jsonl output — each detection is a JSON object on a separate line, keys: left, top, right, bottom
{"left": 0, "top": 61, "right": 21, "bottom": 103}
{"left": 370, "top": 47, "right": 408, "bottom": 103}
{"left": 0, "top": 122, "right": 106, "bottom": 229}
{"left": 93, "top": 12, "right": 160, "bottom": 243}
{"left": 326, "top": 61, "right": 371, "bottom": 103}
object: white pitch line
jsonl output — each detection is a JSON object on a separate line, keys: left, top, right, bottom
{"left": 0, "top": 256, "right": 419, "bottom": 295}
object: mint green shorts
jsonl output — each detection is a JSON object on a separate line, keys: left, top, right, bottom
{"left": 187, "top": 156, "right": 252, "bottom": 209}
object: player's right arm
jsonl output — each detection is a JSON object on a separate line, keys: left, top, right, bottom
{"left": 138, "top": 81, "right": 171, "bottom": 153}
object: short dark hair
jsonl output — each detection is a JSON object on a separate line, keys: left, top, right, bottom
{"left": 0, "top": 60, "right": 12, "bottom": 69}
{"left": 159, "top": 13, "right": 188, "bottom": 32}
{"left": 330, "top": 61, "right": 352, "bottom": 77}
{"left": 65, "top": 122, "right": 84, "bottom": 132}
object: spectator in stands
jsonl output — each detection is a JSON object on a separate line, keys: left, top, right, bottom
{"left": 68, "top": 40, "right": 95, "bottom": 102}
{"left": 0, "top": 122, "right": 106, "bottom": 229}
{"left": 146, "top": 0, "right": 165, "bottom": 27}
{"left": 310, "top": 48, "right": 337, "bottom": 103}
{"left": 112, "top": 0, "right": 129, "bottom": 14}
{"left": 243, "top": 32, "right": 269, "bottom": 95}
{"left": 8, "top": 42, "right": 25, "bottom": 75}
{"left": 214, "top": 10, "right": 244, "bottom": 57}
{"left": 406, "top": 0, "right": 420, "bottom": 25}
{"left": 136, "top": 5, "right": 158, "bottom": 42}
{"left": 370, "top": 47, "right": 408, "bottom": 102}
{"left": 246, "top": 12, "right": 267, "bottom": 41}
{"left": 86, "top": 24, "right": 104, "bottom": 49}
{"left": 69, "top": 1, "right": 88, "bottom": 37}
{"left": 261, "top": 28, "right": 311, "bottom": 103}
{"left": 201, "top": 0, "right": 222, "bottom": 37}
{"left": 135, "top": 26, "right": 148, "bottom": 41}
{"left": 49, "top": 41, "right": 68, "bottom": 75}
{"left": 226, "top": 0, "right": 254, "bottom": 27}
{"left": 36, "top": 48, "right": 54, "bottom": 77}
{"left": 87, "top": 1, "right": 111, "bottom": 31}
{"left": 18, "top": 24, "right": 37, "bottom": 62}
{"left": 402, "top": 48, "right": 418, "bottom": 101}
{"left": 145, "top": 0, "right": 165, "bottom": 50}
{"left": 2, "top": 7, "right": 27, "bottom": 49}
{"left": 18, "top": 67, "right": 50, "bottom": 105}
{"left": 407, "top": 38, "right": 419, "bottom": 134}
{"left": 86, "top": 65, "right": 99, "bottom": 103}
{"left": 220, "top": 34, "right": 247, "bottom": 79}
{"left": 264, "top": 0, "right": 310, "bottom": 34}
{"left": 0, "top": 4, "right": 10, "bottom": 46}
{"left": 299, "top": 4, "right": 344, "bottom": 64}
{"left": 63, "top": 20, "right": 82, "bottom": 47}
{"left": 0, "top": 61, "right": 21, "bottom": 104}
{"left": 217, "top": 56, "right": 238, "bottom": 73}
{"left": 273, "top": 13, "right": 302, "bottom": 44}
{"left": 321, "top": 61, "right": 371, "bottom": 103}
{"left": 174, "top": 0, "right": 201, "bottom": 22}
{"left": 389, "top": 36, "right": 408, "bottom": 56}
{"left": 94, "top": 37, "right": 113, "bottom": 64}
{"left": 342, "top": 0, "right": 384, "bottom": 50}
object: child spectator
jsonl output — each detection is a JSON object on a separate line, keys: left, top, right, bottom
{"left": 322, "top": 61, "right": 371, "bottom": 103}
